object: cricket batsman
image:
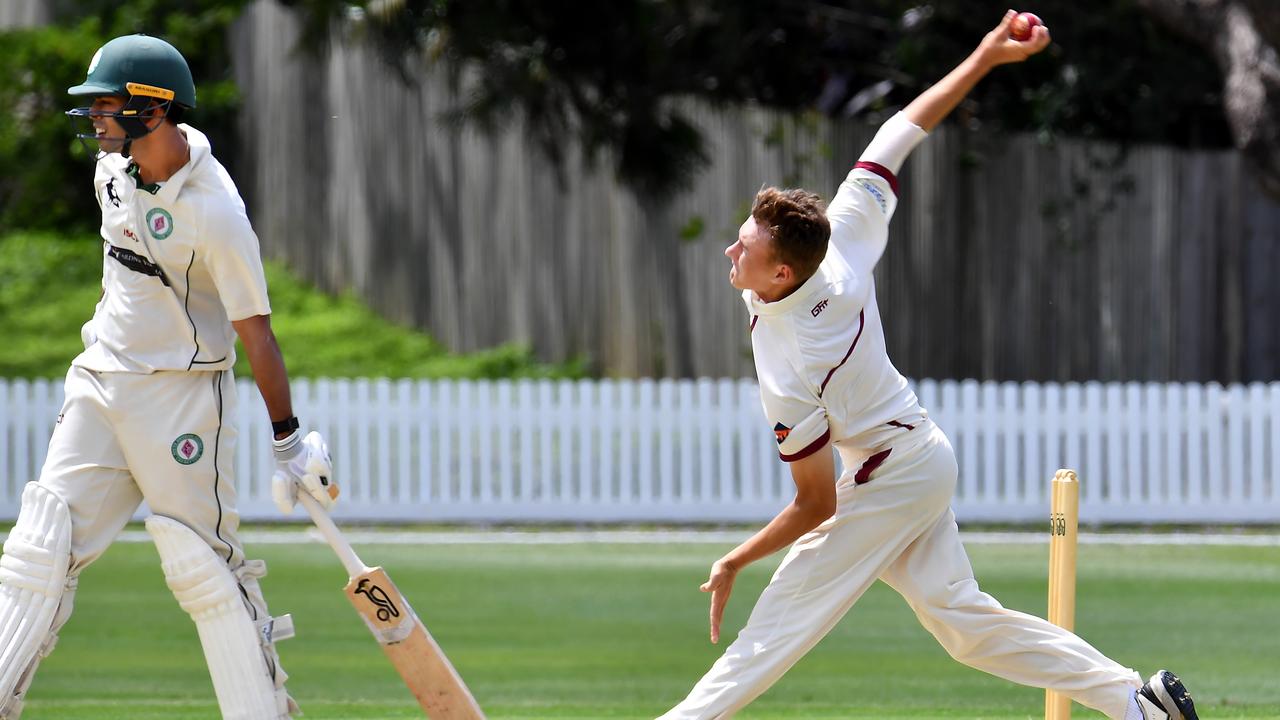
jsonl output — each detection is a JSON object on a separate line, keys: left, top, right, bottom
{"left": 0, "top": 34, "right": 338, "bottom": 718}
{"left": 661, "top": 13, "right": 1198, "bottom": 720}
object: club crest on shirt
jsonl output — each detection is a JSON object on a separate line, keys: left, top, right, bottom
{"left": 146, "top": 207, "right": 174, "bottom": 240}
{"left": 171, "top": 433, "right": 204, "bottom": 465}
{"left": 773, "top": 422, "right": 791, "bottom": 445}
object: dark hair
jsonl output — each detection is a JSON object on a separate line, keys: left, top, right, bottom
{"left": 166, "top": 103, "right": 185, "bottom": 125}
{"left": 751, "top": 187, "right": 831, "bottom": 282}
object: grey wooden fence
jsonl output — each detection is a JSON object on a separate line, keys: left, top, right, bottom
{"left": 0, "top": 0, "right": 47, "bottom": 29}
{"left": 229, "top": 0, "right": 1280, "bottom": 383}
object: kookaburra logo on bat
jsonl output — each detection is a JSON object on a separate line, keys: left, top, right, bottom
{"left": 355, "top": 579, "right": 401, "bottom": 622}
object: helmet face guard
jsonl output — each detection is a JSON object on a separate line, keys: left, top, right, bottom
{"left": 66, "top": 35, "right": 194, "bottom": 159}
{"left": 66, "top": 82, "right": 177, "bottom": 158}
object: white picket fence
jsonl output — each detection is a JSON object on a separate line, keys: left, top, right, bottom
{"left": 1, "top": 378, "right": 1277, "bottom": 523}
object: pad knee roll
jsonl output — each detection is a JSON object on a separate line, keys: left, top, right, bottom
{"left": 0, "top": 483, "right": 73, "bottom": 717}
{"left": 146, "top": 515, "right": 295, "bottom": 720}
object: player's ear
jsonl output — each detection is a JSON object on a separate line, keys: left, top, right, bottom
{"left": 144, "top": 101, "right": 167, "bottom": 127}
{"left": 773, "top": 263, "right": 794, "bottom": 285}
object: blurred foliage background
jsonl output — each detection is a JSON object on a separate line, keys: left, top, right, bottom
{"left": 0, "top": 0, "right": 1245, "bottom": 378}
{"left": 0, "top": 230, "right": 586, "bottom": 378}
{"left": 0, "top": 0, "right": 1232, "bottom": 233}
{"left": 0, "top": 1, "right": 249, "bottom": 233}
{"left": 278, "top": 0, "right": 1230, "bottom": 197}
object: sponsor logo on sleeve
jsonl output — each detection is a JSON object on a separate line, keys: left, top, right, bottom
{"left": 773, "top": 422, "right": 791, "bottom": 445}
{"left": 855, "top": 179, "right": 888, "bottom": 214}
{"left": 811, "top": 298, "right": 830, "bottom": 317}
{"left": 146, "top": 207, "right": 174, "bottom": 240}
{"left": 171, "top": 433, "right": 204, "bottom": 465}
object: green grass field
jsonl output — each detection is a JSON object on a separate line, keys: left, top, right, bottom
{"left": 21, "top": 536, "right": 1280, "bottom": 719}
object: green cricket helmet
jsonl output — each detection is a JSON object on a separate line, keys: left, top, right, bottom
{"left": 66, "top": 35, "right": 195, "bottom": 151}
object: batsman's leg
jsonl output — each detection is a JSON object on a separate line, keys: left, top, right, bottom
{"left": 0, "top": 367, "right": 143, "bottom": 718}
{"left": 0, "top": 485, "right": 73, "bottom": 719}
{"left": 125, "top": 370, "right": 299, "bottom": 718}
{"left": 148, "top": 515, "right": 298, "bottom": 720}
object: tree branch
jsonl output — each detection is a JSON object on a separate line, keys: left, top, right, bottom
{"left": 1138, "top": 0, "right": 1280, "bottom": 198}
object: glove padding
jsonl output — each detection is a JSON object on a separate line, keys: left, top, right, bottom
{"left": 272, "top": 430, "right": 338, "bottom": 514}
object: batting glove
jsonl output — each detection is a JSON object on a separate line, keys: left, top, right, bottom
{"left": 272, "top": 430, "right": 338, "bottom": 514}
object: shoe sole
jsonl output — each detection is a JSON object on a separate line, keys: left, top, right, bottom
{"left": 1157, "top": 670, "right": 1199, "bottom": 720}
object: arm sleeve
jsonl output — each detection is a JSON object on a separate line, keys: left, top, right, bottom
{"left": 860, "top": 111, "right": 928, "bottom": 175}
{"left": 763, "top": 392, "right": 830, "bottom": 463}
{"left": 93, "top": 163, "right": 110, "bottom": 212}
{"left": 825, "top": 112, "right": 928, "bottom": 279}
{"left": 201, "top": 198, "right": 272, "bottom": 321}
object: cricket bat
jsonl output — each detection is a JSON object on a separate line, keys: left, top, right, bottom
{"left": 298, "top": 493, "right": 486, "bottom": 719}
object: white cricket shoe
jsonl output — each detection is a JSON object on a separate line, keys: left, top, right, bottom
{"left": 1135, "top": 670, "right": 1199, "bottom": 720}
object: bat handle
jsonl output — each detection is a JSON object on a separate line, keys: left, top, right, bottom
{"left": 298, "top": 492, "right": 369, "bottom": 579}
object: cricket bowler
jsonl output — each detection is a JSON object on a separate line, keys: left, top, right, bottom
{"left": 0, "top": 34, "right": 338, "bottom": 718}
{"left": 660, "top": 13, "right": 1198, "bottom": 720}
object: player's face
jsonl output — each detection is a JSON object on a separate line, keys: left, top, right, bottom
{"left": 726, "top": 216, "right": 784, "bottom": 295}
{"left": 87, "top": 96, "right": 129, "bottom": 154}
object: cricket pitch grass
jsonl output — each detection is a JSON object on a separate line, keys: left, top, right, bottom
{"left": 19, "top": 533, "right": 1280, "bottom": 719}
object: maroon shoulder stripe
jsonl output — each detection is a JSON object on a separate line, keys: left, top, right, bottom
{"left": 780, "top": 429, "right": 831, "bottom": 462}
{"left": 818, "top": 310, "right": 865, "bottom": 397}
{"left": 750, "top": 315, "right": 758, "bottom": 332}
{"left": 854, "top": 160, "right": 899, "bottom": 196}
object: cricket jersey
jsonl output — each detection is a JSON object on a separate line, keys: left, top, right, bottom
{"left": 75, "top": 124, "right": 271, "bottom": 374}
{"left": 745, "top": 112, "right": 929, "bottom": 470}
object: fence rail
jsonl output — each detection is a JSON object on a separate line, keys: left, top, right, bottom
{"left": 1, "top": 379, "right": 1277, "bottom": 523}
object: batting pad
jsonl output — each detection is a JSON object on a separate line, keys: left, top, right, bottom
{"left": 0, "top": 483, "right": 72, "bottom": 716}
{"left": 146, "top": 515, "right": 293, "bottom": 720}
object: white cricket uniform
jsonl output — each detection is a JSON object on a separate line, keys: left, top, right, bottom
{"left": 661, "top": 113, "right": 1142, "bottom": 720}
{"left": 40, "top": 123, "right": 270, "bottom": 572}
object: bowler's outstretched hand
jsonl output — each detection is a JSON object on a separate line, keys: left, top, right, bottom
{"left": 980, "top": 9, "right": 1052, "bottom": 65}
{"left": 702, "top": 557, "right": 739, "bottom": 644}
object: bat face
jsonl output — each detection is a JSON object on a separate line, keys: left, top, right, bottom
{"left": 298, "top": 495, "right": 483, "bottom": 717}
{"left": 342, "top": 567, "right": 486, "bottom": 719}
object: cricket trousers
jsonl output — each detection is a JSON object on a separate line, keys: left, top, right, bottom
{"left": 659, "top": 421, "right": 1141, "bottom": 720}
{"left": 39, "top": 365, "right": 247, "bottom": 572}
{"left": 0, "top": 364, "right": 296, "bottom": 717}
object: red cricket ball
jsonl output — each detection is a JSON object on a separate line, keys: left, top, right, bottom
{"left": 1009, "top": 12, "right": 1043, "bottom": 42}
